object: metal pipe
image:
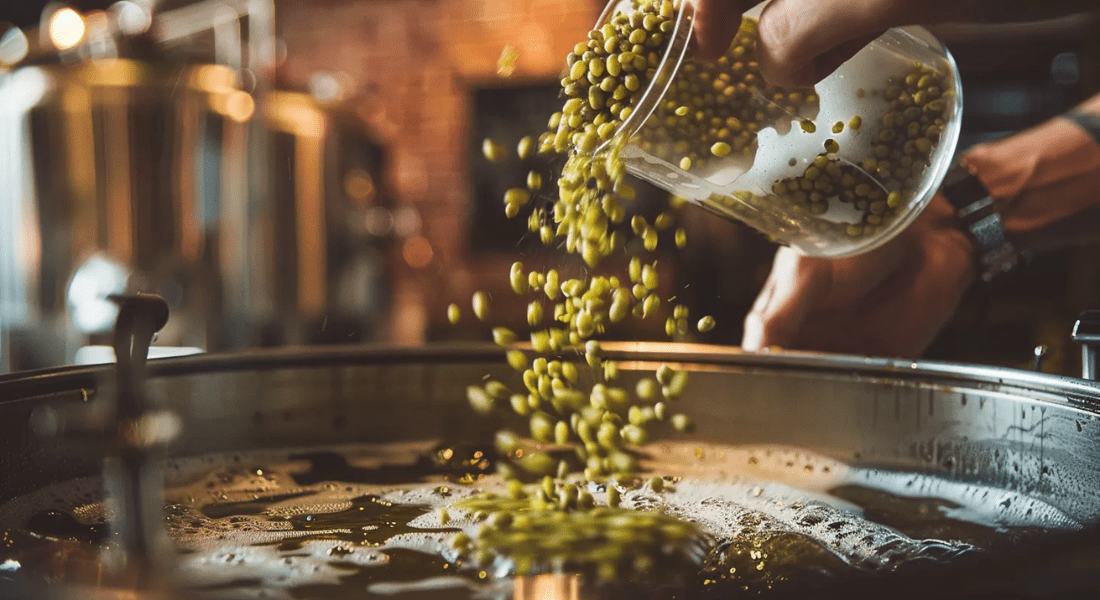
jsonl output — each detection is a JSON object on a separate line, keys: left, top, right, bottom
{"left": 103, "top": 293, "right": 175, "bottom": 590}
{"left": 1072, "top": 311, "right": 1100, "bottom": 380}
{"left": 154, "top": 1, "right": 243, "bottom": 69}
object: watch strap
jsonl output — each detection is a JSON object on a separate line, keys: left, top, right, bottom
{"left": 940, "top": 161, "right": 1019, "bottom": 283}
{"left": 1064, "top": 110, "right": 1100, "bottom": 146}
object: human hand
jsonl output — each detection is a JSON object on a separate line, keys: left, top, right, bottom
{"left": 692, "top": 0, "right": 1097, "bottom": 88}
{"left": 693, "top": 0, "right": 924, "bottom": 87}
{"left": 741, "top": 193, "right": 975, "bottom": 357}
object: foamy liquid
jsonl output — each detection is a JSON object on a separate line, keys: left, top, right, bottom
{"left": 0, "top": 441, "right": 1079, "bottom": 599}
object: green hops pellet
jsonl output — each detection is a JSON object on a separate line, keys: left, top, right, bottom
{"left": 656, "top": 364, "right": 673, "bottom": 386}
{"left": 561, "top": 361, "right": 579, "bottom": 384}
{"left": 506, "top": 350, "right": 527, "bottom": 371}
{"left": 697, "top": 315, "right": 716, "bottom": 332}
{"left": 541, "top": 475, "right": 555, "bottom": 500}
{"left": 530, "top": 412, "right": 556, "bottom": 443}
{"left": 603, "top": 360, "right": 619, "bottom": 381}
{"left": 527, "top": 171, "right": 543, "bottom": 191}
{"left": 664, "top": 370, "right": 689, "bottom": 400}
{"left": 679, "top": 156, "right": 692, "bottom": 170}
{"left": 607, "top": 485, "right": 621, "bottom": 508}
{"left": 849, "top": 115, "right": 862, "bottom": 130}
{"left": 505, "top": 188, "right": 530, "bottom": 208}
{"left": 711, "top": 142, "right": 731, "bottom": 157}
{"left": 800, "top": 119, "right": 816, "bottom": 133}
{"left": 495, "top": 429, "right": 520, "bottom": 455}
{"left": 485, "top": 380, "right": 509, "bottom": 399}
{"left": 671, "top": 413, "right": 693, "bottom": 432}
{"left": 648, "top": 476, "right": 664, "bottom": 492}
{"left": 510, "top": 262, "right": 528, "bottom": 294}
{"left": 832, "top": 121, "right": 845, "bottom": 134}
{"left": 636, "top": 378, "right": 657, "bottom": 400}
{"left": 555, "top": 420, "right": 571, "bottom": 445}
{"left": 447, "top": 303, "right": 460, "bottom": 324}
{"left": 569, "top": 60, "right": 587, "bottom": 81}
{"left": 472, "top": 291, "right": 490, "bottom": 320}
{"left": 492, "top": 327, "right": 516, "bottom": 347}
{"left": 467, "top": 386, "right": 494, "bottom": 415}
{"left": 510, "top": 393, "right": 531, "bottom": 416}
{"left": 628, "top": 257, "right": 642, "bottom": 282}
{"left": 622, "top": 423, "right": 648, "bottom": 446}
{"left": 482, "top": 138, "right": 506, "bottom": 162}
{"left": 641, "top": 263, "right": 658, "bottom": 290}
{"left": 675, "top": 228, "right": 687, "bottom": 248}
{"left": 585, "top": 340, "right": 601, "bottom": 369}
{"left": 452, "top": 531, "right": 471, "bottom": 550}
{"left": 527, "top": 301, "right": 543, "bottom": 326}
{"left": 545, "top": 270, "right": 560, "bottom": 300}
{"left": 517, "top": 136, "right": 534, "bottom": 160}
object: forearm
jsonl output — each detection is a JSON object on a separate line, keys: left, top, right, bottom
{"left": 960, "top": 94, "right": 1100, "bottom": 254}
{"left": 928, "top": 0, "right": 1099, "bottom": 24}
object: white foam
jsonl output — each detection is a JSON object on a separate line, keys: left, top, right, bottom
{"left": 0, "top": 440, "right": 1080, "bottom": 597}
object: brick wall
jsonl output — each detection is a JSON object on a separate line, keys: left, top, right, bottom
{"left": 277, "top": 0, "right": 603, "bottom": 342}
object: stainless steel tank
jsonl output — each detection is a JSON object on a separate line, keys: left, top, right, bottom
{"left": 0, "top": 342, "right": 1099, "bottom": 598}
{"left": 0, "top": 1, "right": 397, "bottom": 373}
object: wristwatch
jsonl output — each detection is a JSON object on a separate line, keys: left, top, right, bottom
{"left": 939, "top": 159, "right": 1019, "bottom": 283}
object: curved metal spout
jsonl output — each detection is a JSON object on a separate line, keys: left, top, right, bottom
{"left": 104, "top": 293, "right": 177, "bottom": 591}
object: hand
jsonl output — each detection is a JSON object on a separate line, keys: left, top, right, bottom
{"left": 741, "top": 193, "right": 975, "bottom": 357}
{"left": 692, "top": 0, "right": 1097, "bottom": 88}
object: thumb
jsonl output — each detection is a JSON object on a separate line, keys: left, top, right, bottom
{"left": 755, "top": 0, "right": 894, "bottom": 88}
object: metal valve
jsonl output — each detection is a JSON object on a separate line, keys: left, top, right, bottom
{"left": 1071, "top": 311, "right": 1100, "bottom": 380}
{"left": 102, "top": 293, "right": 178, "bottom": 592}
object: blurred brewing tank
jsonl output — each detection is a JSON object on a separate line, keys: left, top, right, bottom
{"left": 0, "top": 1, "right": 396, "bottom": 372}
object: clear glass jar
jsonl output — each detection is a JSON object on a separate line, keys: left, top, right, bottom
{"left": 596, "top": 0, "right": 963, "bottom": 257}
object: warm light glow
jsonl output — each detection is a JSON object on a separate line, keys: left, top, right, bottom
{"left": 266, "top": 92, "right": 326, "bottom": 137}
{"left": 188, "top": 64, "right": 238, "bottom": 94}
{"left": 513, "top": 574, "right": 582, "bottom": 600}
{"left": 49, "top": 8, "right": 86, "bottom": 50}
{"left": 402, "top": 236, "right": 434, "bottom": 269}
{"left": 364, "top": 207, "right": 394, "bottom": 236}
{"left": 224, "top": 90, "right": 255, "bottom": 122}
{"left": 344, "top": 168, "right": 376, "bottom": 203}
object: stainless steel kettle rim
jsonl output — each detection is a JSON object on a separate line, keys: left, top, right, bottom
{"left": 4, "top": 342, "right": 1100, "bottom": 410}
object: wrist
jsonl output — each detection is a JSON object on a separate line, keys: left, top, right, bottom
{"left": 960, "top": 112, "right": 1100, "bottom": 253}
{"left": 939, "top": 159, "right": 1020, "bottom": 283}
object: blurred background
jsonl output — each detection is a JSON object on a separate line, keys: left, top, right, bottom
{"left": 0, "top": 0, "right": 1098, "bottom": 375}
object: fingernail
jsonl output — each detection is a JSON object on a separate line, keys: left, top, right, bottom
{"left": 742, "top": 314, "right": 763, "bottom": 352}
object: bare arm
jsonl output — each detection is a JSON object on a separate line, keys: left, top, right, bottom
{"left": 965, "top": 94, "right": 1100, "bottom": 254}
{"left": 741, "top": 95, "right": 1100, "bottom": 356}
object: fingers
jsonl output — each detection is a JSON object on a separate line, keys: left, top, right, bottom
{"left": 742, "top": 247, "right": 820, "bottom": 351}
{"left": 691, "top": 0, "right": 745, "bottom": 61}
{"left": 755, "top": 0, "right": 902, "bottom": 88}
